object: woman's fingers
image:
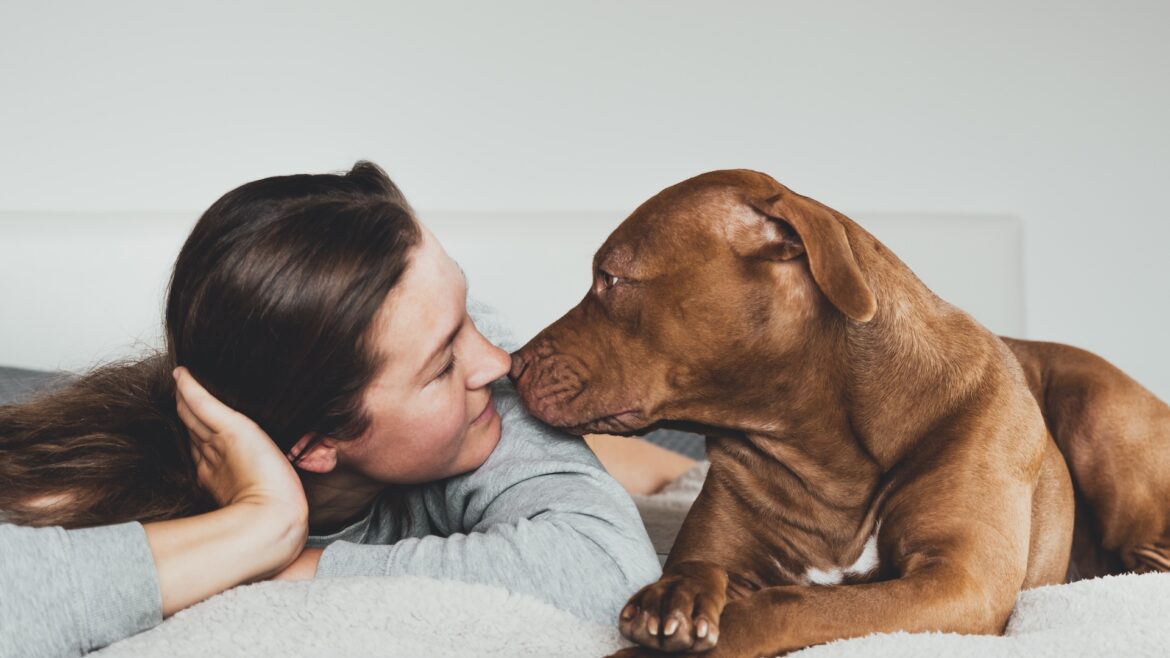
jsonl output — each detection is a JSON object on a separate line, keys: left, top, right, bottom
{"left": 174, "top": 368, "right": 230, "bottom": 479}
{"left": 171, "top": 364, "right": 302, "bottom": 512}
{"left": 174, "top": 367, "right": 217, "bottom": 434}
{"left": 176, "top": 394, "right": 213, "bottom": 442}
{"left": 173, "top": 366, "right": 249, "bottom": 436}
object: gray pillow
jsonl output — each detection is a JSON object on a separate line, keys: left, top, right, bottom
{"left": 0, "top": 366, "right": 70, "bottom": 406}
{"left": 641, "top": 429, "right": 707, "bottom": 461}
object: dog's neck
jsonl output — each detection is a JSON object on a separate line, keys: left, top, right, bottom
{"left": 709, "top": 233, "right": 1001, "bottom": 495}
{"left": 839, "top": 237, "right": 1001, "bottom": 469}
{"left": 702, "top": 338, "right": 887, "bottom": 561}
{"left": 695, "top": 317, "right": 885, "bottom": 527}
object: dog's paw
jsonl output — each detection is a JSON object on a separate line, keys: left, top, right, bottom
{"left": 617, "top": 561, "right": 729, "bottom": 653}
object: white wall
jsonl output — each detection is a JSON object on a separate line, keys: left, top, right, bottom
{"left": 0, "top": 211, "right": 1024, "bottom": 371}
{"left": 1, "top": 1, "right": 1167, "bottom": 399}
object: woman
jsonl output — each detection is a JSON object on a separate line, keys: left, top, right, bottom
{"left": 0, "top": 162, "right": 666, "bottom": 656}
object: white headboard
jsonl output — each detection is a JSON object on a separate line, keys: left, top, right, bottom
{"left": 0, "top": 211, "right": 1022, "bottom": 372}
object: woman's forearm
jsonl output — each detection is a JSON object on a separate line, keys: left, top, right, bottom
{"left": 145, "top": 501, "right": 307, "bottom": 616}
{"left": 585, "top": 434, "right": 697, "bottom": 495}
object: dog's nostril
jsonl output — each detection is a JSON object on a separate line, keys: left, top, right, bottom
{"left": 508, "top": 352, "right": 530, "bottom": 382}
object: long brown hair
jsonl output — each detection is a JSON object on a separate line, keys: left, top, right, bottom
{"left": 0, "top": 161, "right": 422, "bottom": 528}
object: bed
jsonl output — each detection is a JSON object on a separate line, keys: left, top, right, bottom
{"left": 86, "top": 462, "right": 1170, "bottom": 657}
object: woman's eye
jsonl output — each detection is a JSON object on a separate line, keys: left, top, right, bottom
{"left": 437, "top": 356, "right": 456, "bottom": 379}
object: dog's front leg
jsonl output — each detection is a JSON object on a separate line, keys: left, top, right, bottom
{"left": 611, "top": 456, "right": 1035, "bottom": 658}
{"left": 612, "top": 472, "right": 762, "bottom": 655}
{"left": 697, "top": 469, "right": 1033, "bottom": 657}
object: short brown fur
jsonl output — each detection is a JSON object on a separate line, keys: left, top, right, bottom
{"left": 510, "top": 170, "right": 1170, "bottom": 657}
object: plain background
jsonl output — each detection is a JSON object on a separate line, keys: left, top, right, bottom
{"left": 0, "top": 211, "right": 1025, "bottom": 372}
{"left": 1, "top": 1, "right": 1167, "bottom": 400}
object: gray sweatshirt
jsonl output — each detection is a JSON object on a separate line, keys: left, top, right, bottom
{"left": 0, "top": 300, "right": 661, "bottom": 657}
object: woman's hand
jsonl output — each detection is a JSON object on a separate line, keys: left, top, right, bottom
{"left": 170, "top": 367, "right": 309, "bottom": 578}
{"left": 145, "top": 368, "right": 313, "bottom": 617}
{"left": 174, "top": 366, "right": 308, "bottom": 516}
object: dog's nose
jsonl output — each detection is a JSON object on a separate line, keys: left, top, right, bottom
{"left": 509, "top": 351, "right": 530, "bottom": 382}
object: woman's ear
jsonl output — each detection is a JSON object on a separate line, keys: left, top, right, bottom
{"left": 288, "top": 434, "right": 339, "bottom": 474}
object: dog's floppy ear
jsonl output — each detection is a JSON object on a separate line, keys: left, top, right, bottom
{"left": 745, "top": 193, "right": 877, "bottom": 323}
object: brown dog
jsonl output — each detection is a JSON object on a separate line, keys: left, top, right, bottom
{"left": 509, "top": 170, "right": 1170, "bottom": 657}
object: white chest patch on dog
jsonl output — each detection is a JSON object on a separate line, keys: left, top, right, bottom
{"left": 800, "top": 531, "right": 880, "bottom": 586}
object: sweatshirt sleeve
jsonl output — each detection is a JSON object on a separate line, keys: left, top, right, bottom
{"left": 315, "top": 377, "right": 662, "bottom": 623}
{"left": 0, "top": 521, "right": 163, "bottom": 658}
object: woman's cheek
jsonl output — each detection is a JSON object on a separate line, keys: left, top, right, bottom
{"left": 428, "top": 388, "right": 468, "bottom": 453}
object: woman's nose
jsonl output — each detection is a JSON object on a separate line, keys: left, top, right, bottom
{"left": 488, "top": 344, "right": 511, "bottom": 380}
{"left": 470, "top": 342, "right": 512, "bottom": 388}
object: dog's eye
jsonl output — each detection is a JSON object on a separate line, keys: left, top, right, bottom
{"left": 600, "top": 270, "right": 622, "bottom": 289}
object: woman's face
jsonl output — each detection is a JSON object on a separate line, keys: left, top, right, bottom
{"left": 335, "top": 224, "right": 511, "bottom": 484}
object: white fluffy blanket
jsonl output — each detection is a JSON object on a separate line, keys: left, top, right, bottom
{"left": 97, "top": 463, "right": 1170, "bottom": 657}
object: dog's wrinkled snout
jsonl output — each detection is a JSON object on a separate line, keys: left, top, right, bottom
{"left": 508, "top": 350, "right": 529, "bottom": 383}
{"left": 507, "top": 340, "right": 597, "bottom": 430}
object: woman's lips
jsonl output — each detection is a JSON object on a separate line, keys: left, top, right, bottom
{"left": 471, "top": 394, "right": 495, "bottom": 426}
